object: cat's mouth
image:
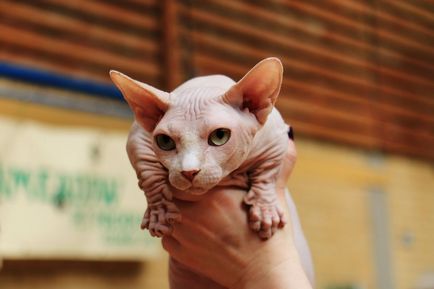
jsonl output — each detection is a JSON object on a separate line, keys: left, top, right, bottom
{"left": 169, "top": 169, "right": 222, "bottom": 194}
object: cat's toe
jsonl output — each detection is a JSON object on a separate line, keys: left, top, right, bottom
{"left": 156, "top": 224, "right": 173, "bottom": 236}
{"left": 249, "top": 220, "right": 261, "bottom": 231}
{"left": 140, "top": 209, "right": 151, "bottom": 229}
{"left": 260, "top": 212, "right": 272, "bottom": 230}
{"left": 248, "top": 204, "right": 285, "bottom": 239}
{"left": 258, "top": 212, "right": 274, "bottom": 239}
{"left": 166, "top": 212, "right": 182, "bottom": 224}
{"left": 149, "top": 222, "right": 172, "bottom": 237}
{"left": 258, "top": 228, "right": 273, "bottom": 239}
{"left": 141, "top": 218, "right": 149, "bottom": 230}
{"left": 249, "top": 205, "right": 261, "bottom": 222}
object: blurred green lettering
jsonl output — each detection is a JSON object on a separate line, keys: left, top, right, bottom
{"left": 0, "top": 163, "right": 120, "bottom": 207}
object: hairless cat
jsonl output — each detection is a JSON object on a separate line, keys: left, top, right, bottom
{"left": 111, "top": 58, "right": 314, "bottom": 286}
{"left": 111, "top": 58, "right": 290, "bottom": 240}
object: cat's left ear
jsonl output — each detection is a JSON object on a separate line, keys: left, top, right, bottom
{"left": 224, "top": 57, "right": 283, "bottom": 124}
{"left": 110, "top": 70, "right": 170, "bottom": 131}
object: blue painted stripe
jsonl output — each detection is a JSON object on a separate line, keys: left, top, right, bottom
{"left": 0, "top": 61, "right": 123, "bottom": 101}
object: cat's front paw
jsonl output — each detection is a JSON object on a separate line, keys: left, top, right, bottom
{"left": 141, "top": 200, "right": 182, "bottom": 237}
{"left": 248, "top": 203, "right": 286, "bottom": 239}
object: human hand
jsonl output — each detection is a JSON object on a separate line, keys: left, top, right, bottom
{"left": 163, "top": 187, "right": 300, "bottom": 289}
{"left": 163, "top": 138, "right": 311, "bottom": 289}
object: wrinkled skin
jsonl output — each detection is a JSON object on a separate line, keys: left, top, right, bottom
{"left": 111, "top": 58, "right": 290, "bottom": 239}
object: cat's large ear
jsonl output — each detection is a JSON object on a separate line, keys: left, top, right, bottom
{"left": 110, "top": 70, "right": 169, "bottom": 131}
{"left": 224, "top": 57, "right": 283, "bottom": 124}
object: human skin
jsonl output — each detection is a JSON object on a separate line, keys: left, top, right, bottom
{"left": 162, "top": 141, "right": 313, "bottom": 289}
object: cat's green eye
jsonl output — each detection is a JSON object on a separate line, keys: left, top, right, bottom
{"left": 208, "top": 128, "right": 231, "bottom": 146}
{"left": 155, "top": 134, "right": 176, "bottom": 151}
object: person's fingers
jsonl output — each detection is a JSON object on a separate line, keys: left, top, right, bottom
{"left": 162, "top": 236, "right": 182, "bottom": 255}
{"left": 171, "top": 214, "right": 216, "bottom": 245}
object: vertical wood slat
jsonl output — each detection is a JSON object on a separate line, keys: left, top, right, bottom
{"left": 162, "top": 0, "right": 182, "bottom": 90}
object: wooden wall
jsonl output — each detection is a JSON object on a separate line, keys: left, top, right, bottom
{"left": 0, "top": 0, "right": 432, "bottom": 161}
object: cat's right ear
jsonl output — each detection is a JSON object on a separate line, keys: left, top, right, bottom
{"left": 110, "top": 70, "right": 170, "bottom": 132}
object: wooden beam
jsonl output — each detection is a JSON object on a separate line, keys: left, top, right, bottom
{"left": 162, "top": 0, "right": 182, "bottom": 90}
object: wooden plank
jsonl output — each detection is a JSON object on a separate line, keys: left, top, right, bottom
{"left": 281, "top": 96, "right": 434, "bottom": 150}
{"left": 330, "top": 0, "right": 434, "bottom": 40}
{"left": 289, "top": 118, "right": 433, "bottom": 160}
{"left": 0, "top": 47, "right": 161, "bottom": 86}
{"left": 385, "top": 0, "right": 434, "bottom": 23}
{"left": 125, "top": 0, "right": 156, "bottom": 8}
{"left": 375, "top": 2, "right": 434, "bottom": 57}
{"left": 162, "top": 0, "right": 182, "bottom": 90}
{"left": 280, "top": 1, "right": 434, "bottom": 59}
{"left": 0, "top": 1, "right": 158, "bottom": 55}
{"left": 40, "top": 0, "right": 158, "bottom": 31}
{"left": 280, "top": 80, "right": 434, "bottom": 126}
{"left": 323, "top": 0, "right": 434, "bottom": 47}
{"left": 0, "top": 23, "right": 159, "bottom": 79}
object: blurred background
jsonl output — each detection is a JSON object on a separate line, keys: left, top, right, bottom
{"left": 0, "top": 1, "right": 433, "bottom": 289}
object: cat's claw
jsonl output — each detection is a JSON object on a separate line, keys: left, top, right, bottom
{"left": 248, "top": 203, "right": 286, "bottom": 239}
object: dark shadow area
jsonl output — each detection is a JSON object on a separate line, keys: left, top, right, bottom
{"left": 0, "top": 259, "right": 144, "bottom": 277}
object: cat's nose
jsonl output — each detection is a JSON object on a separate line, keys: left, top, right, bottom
{"left": 181, "top": 169, "right": 200, "bottom": 182}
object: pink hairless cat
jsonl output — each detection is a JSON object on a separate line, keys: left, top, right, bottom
{"left": 111, "top": 58, "right": 289, "bottom": 239}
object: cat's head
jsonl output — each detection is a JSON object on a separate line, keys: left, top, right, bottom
{"left": 111, "top": 58, "right": 283, "bottom": 194}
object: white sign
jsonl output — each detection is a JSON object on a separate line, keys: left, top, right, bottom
{"left": 0, "top": 117, "right": 159, "bottom": 260}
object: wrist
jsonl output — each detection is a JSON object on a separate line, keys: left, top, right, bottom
{"left": 230, "top": 238, "right": 301, "bottom": 289}
{"left": 236, "top": 256, "right": 311, "bottom": 289}
{"left": 240, "top": 259, "right": 297, "bottom": 289}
